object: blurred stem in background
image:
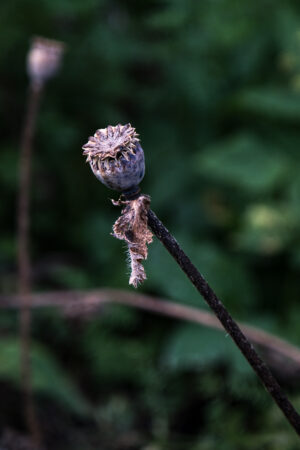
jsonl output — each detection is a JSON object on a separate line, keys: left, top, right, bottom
{"left": 18, "top": 79, "right": 43, "bottom": 447}
{"left": 17, "top": 37, "right": 64, "bottom": 448}
{"left": 2, "top": 288, "right": 300, "bottom": 371}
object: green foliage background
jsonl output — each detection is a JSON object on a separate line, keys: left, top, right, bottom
{"left": 1, "top": 0, "right": 300, "bottom": 448}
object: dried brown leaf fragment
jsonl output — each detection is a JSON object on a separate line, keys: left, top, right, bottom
{"left": 112, "top": 195, "right": 153, "bottom": 287}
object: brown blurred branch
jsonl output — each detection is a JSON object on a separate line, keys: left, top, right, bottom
{"left": 18, "top": 82, "right": 43, "bottom": 297}
{"left": 1, "top": 288, "right": 300, "bottom": 373}
{"left": 17, "top": 81, "right": 43, "bottom": 447}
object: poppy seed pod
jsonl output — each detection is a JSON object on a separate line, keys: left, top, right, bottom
{"left": 82, "top": 124, "right": 145, "bottom": 194}
{"left": 27, "top": 36, "right": 65, "bottom": 87}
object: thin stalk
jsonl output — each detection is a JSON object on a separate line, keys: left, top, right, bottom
{"left": 17, "top": 81, "right": 43, "bottom": 447}
{"left": 147, "top": 208, "right": 300, "bottom": 436}
{"left": 2, "top": 289, "right": 300, "bottom": 369}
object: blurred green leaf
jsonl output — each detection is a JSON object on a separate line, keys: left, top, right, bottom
{"left": 81, "top": 322, "right": 154, "bottom": 385}
{"left": 235, "top": 203, "right": 297, "bottom": 254}
{"left": 235, "top": 88, "right": 300, "bottom": 121}
{"left": 0, "top": 338, "right": 90, "bottom": 416}
{"left": 196, "top": 133, "right": 289, "bottom": 194}
{"left": 162, "top": 324, "right": 251, "bottom": 376}
{"left": 146, "top": 239, "right": 257, "bottom": 313}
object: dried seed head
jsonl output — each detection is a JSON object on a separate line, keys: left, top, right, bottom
{"left": 83, "top": 123, "right": 150, "bottom": 288}
{"left": 27, "top": 36, "right": 65, "bottom": 87}
{"left": 82, "top": 124, "right": 145, "bottom": 192}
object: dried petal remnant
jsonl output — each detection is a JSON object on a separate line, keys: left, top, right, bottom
{"left": 112, "top": 195, "right": 153, "bottom": 287}
{"left": 82, "top": 124, "right": 145, "bottom": 192}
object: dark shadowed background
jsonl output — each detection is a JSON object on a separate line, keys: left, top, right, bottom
{"left": 1, "top": 0, "right": 300, "bottom": 448}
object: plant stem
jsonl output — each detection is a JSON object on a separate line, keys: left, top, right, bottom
{"left": 1, "top": 288, "right": 300, "bottom": 370}
{"left": 147, "top": 208, "right": 300, "bottom": 436}
{"left": 17, "top": 81, "right": 43, "bottom": 447}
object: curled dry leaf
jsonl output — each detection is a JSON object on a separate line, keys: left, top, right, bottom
{"left": 112, "top": 195, "right": 153, "bottom": 288}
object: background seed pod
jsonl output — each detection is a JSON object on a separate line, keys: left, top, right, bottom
{"left": 27, "top": 36, "right": 65, "bottom": 86}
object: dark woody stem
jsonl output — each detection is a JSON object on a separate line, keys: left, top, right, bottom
{"left": 147, "top": 208, "right": 300, "bottom": 436}
{"left": 121, "top": 185, "right": 141, "bottom": 200}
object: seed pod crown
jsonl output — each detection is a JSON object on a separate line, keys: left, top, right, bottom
{"left": 82, "top": 124, "right": 139, "bottom": 161}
